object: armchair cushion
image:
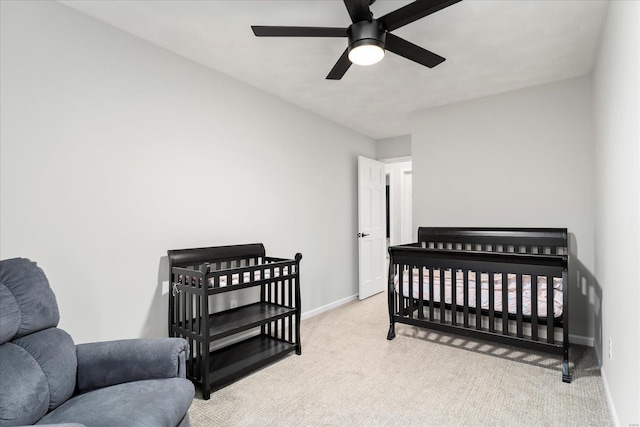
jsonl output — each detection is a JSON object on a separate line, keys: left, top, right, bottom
{"left": 0, "top": 328, "right": 77, "bottom": 425}
{"left": 13, "top": 328, "right": 77, "bottom": 410}
{"left": 37, "top": 378, "right": 194, "bottom": 427}
{"left": 76, "top": 338, "right": 189, "bottom": 393}
{"left": 0, "top": 258, "right": 59, "bottom": 344}
{"left": 0, "top": 342, "right": 49, "bottom": 425}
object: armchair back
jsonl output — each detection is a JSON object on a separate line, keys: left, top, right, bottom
{"left": 0, "top": 258, "right": 78, "bottom": 426}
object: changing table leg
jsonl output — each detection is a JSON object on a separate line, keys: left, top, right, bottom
{"left": 202, "top": 386, "right": 211, "bottom": 400}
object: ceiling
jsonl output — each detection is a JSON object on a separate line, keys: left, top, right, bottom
{"left": 58, "top": 0, "right": 610, "bottom": 140}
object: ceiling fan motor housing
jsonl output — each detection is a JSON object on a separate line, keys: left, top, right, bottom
{"left": 348, "top": 20, "right": 387, "bottom": 53}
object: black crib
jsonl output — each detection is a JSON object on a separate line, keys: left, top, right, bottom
{"left": 387, "top": 227, "right": 571, "bottom": 382}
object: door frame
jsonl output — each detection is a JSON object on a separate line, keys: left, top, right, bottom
{"left": 383, "top": 157, "right": 413, "bottom": 246}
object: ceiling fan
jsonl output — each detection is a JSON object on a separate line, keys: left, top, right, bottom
{"left": 251, "top": 0, "right": 462, "bottom": 80}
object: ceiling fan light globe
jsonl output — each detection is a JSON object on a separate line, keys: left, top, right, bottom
{"left": 348, "top": 44, "right": 385, "bottom": 66}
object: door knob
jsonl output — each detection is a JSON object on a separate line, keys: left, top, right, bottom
{"left": 358, "top": 233, "right": 370, "bottom": 238}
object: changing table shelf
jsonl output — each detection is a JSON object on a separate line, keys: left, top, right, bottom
{"left": 208, "top": 335, "right": 297, "bottom": 390}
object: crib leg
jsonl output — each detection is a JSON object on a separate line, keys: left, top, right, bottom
{"left": 562, "top": 360, "right": 571, "bottom": 383}
{"left": 561, "top": 341, "right": 571, "bottom": 383}
{"left": 387, "top": 323, "right": 396, "bottom": 340}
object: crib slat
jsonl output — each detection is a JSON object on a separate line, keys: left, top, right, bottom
{"left": 440, "top": 268, "right": 446, "bottom": 324}
{"left": 451, "top": 270, "right": 458, "bottom": 326}
{"left": 418, "top": 266, "right": 424, "bottom": 320}
{"left": 397, "top": 265, "right": 401, "bottom": 315}
{"left": 475, "top": 271, "right": 482, "bottom": 330}
{"left": 488, "top": 273, "right": 495, "bottom": 332}
{"left": 531, "top": 275, "right": 539, "bottom": 341}
{"left": 547, "top": 276, "right": 554, "bottom": 344}
{"left": 502, "top": 273, "right": 509, "bottom": 335}
{"left": 408, "top": 266, "right": 414, "bottom": 319}
{"left": 463, "top": 270, "right": 469, "bottom": 328}
{"left": 428, "top": 267, "right": 435, "bottom": 321}
{"left": 397, "top": 264, "right": 402, "bottom": 317}
{"left": 516, "top": 274, "right": 523, "bottom": 338}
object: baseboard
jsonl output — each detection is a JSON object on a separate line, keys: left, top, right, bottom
{"left": 600, "top": 366, "right": 621, "bottom": 427}
{"left": 569, "top": 333, "right": 594, "bottom": 347}
{"left": 301, "top": 294, "right": 358, "bottom": 320}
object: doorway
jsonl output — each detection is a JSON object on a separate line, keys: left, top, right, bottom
{"left": 384, "top": 158, "right": 413, "bottom": 248}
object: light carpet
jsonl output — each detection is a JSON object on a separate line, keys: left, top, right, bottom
{"left": 189, "top": 292, "right": 612, "bottom": 426}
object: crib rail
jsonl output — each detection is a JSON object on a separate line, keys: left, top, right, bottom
{"left": 387, "top": 232, "right": 570, "bottom": 383}
{"left": 418, "top": 227, "right": 568, "bottom": 255}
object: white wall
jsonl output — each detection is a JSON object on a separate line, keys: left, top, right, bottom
{"left": 377, "top": 134, "right": 411, "bottom": 160}
{"left": 0, "top": 1, "right": 375, "bottom": 343}
{"left": 593, "top": 1, "right": 640, "bottom": 425}
{"left": 410, "top": 76, "right": 595, "bottom": 341}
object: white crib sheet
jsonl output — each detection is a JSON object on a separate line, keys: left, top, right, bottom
{"left": 394, "top": 269, "right": 563, "bottom": 318}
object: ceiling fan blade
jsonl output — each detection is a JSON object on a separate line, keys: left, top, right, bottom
{"left": 343, "top": 0, "right": 372, "bottom": 23}
{"left": 385, "top": 33, "right": 445, "bottom": 68}
{"left": 252, "top": 26, "right": 348, "bottom": 37}
{"left": 379, "top": 0, "right": 461, "bottom": 32}
{"left": 326, "top": 49, "right": 352, "bottom": 80}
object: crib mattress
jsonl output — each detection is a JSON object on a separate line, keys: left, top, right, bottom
{"left": 394, "top": 269, "right": 563, "bottom": 318}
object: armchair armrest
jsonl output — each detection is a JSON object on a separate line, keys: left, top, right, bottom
{"left": 76, "top": 338, "right": 189, "bottom": 393}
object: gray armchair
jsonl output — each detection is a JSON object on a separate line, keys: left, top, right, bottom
{"left": 0, "top": 258, "right": 194, "bottom": 426}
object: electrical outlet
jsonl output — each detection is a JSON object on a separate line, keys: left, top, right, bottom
{"left": 230, "top": 299, "right": 238, "bottom": 309}
{"left": 608, "top": 338, "right": 613, "bottom": 360}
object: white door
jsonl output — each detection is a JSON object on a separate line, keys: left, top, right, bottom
{"left": 358, "top": 156, "right": 387, "bottom": 300}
